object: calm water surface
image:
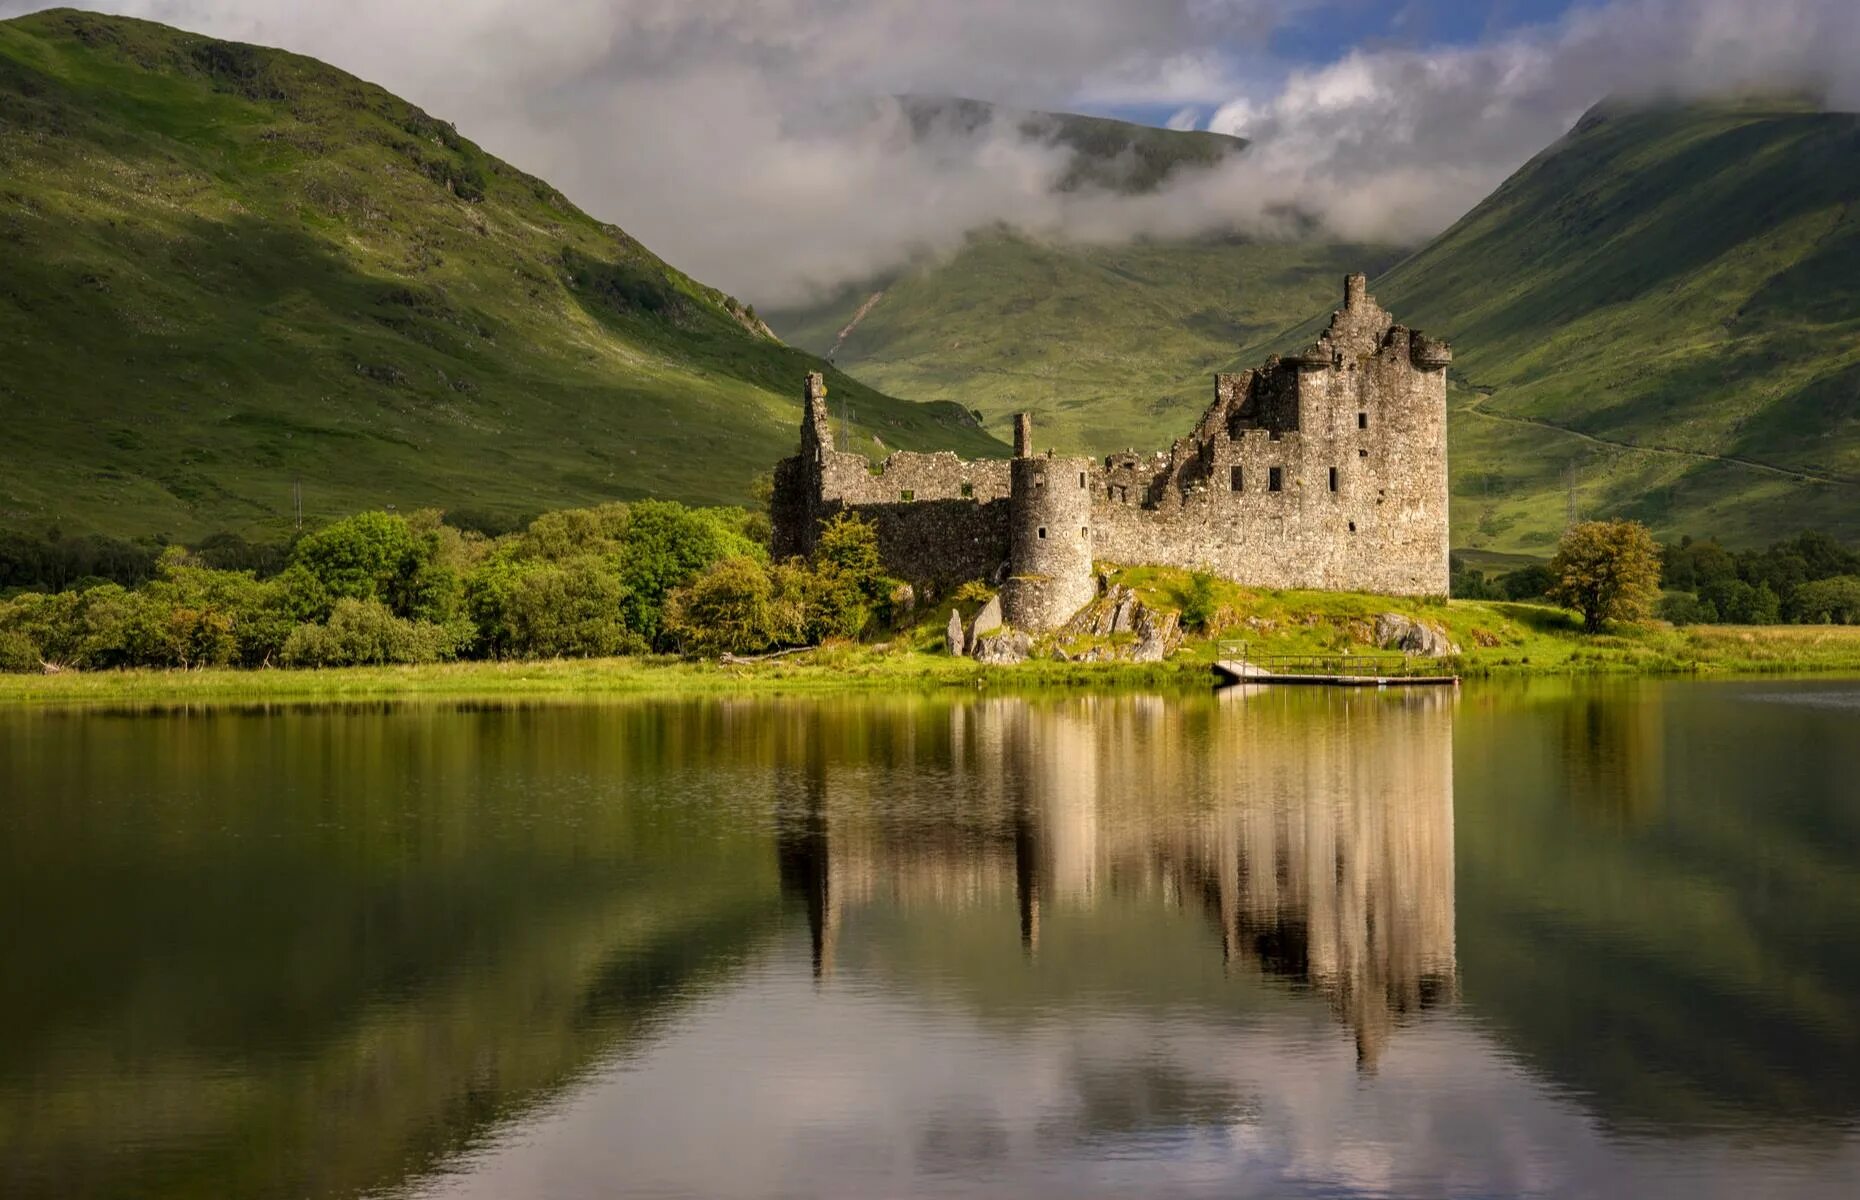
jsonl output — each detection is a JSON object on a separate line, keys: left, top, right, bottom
{"left": 3, "top": 679, "right": 1858, "bottom": 1198}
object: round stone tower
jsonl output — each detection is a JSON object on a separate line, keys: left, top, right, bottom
{"left": 1002, "top": 414, "right": 1097, "bottom": 631}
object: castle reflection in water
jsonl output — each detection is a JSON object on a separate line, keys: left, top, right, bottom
{"left": 775, "top": 688, "right": 1457, "bottom": 1066}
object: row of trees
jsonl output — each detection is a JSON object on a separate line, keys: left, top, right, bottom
{"left": 0, "top": 503, "right": 899, "bottom": 673}
{"left": 1456, "top": 526, "right": 1860, "bottom": 628}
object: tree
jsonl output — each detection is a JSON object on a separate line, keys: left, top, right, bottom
{"left": 1790, "top": 575, "right": 1860, "bottom": 624}
{"left": 1548, "top": 520, "right": 1662, "bottom": 632}
{"left": 290, "top": 511, "right": 423, "bottom": 610}
{"left": 617, "top": 500, "right": 763, "bottom": 646}
{"left": 665, "top": 556, "right": 784, "bottom": 655}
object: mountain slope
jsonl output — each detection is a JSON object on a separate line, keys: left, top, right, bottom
{"left": 0, "top": 9, "right": 1002, "bottom": 541}
{"left": 769, "top": 231, "right": 1399, "bottom": 454}
{"left": 762, "top": 98, "right": 1395, "bottom": 454}
{"left": 1370, "top": 98, "right": 1860, "bottom": 551}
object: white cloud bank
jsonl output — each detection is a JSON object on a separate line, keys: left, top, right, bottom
{"left": 3, "top": 0, "right": 1858, "bottom": 303}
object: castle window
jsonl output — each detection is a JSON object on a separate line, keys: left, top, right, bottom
{"left": 900, "top": 489, "right": 914, "bottom": 502}
{"left": 1037, "top": 526, "right": 1047, "bottom": 539}
{"left": 1230, "top": 465, "right": 1244, "bottom": 492}
{"left": 1078, "top": 471, "right": 1086, "bottom": 488}
{"left": 1359, "top": 448, "right": 1368, "bottom": 458}
{"left": 1268, "top": 467, "right": 1283, "bottom": 492}
{"left": 960, "top": 482, "right": 973, "bottom": 498}
{"left": 1034, "top": 472, "right": 1046, "bottom": 488}
{"left": 1329, "top": 467, "right": 1339, "bottom": 492}
{"left": 1348, "top": 521, "right": 1357, "bottom": 532}
{"left": 1081, "top": 526, "right": 1089, "bottom": 539}
{"left": 1358, "top": 412, "right": 1368, "bottom": 430}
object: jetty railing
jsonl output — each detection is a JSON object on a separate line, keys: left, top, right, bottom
{"left": 1215, "top": 642, "right": 1456, "bottom": 679}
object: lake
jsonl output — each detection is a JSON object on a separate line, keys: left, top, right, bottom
{"left": 3, "top": 679, "right": 1858, "bottom": 1198}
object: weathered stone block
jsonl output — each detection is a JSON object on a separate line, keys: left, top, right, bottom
{"left": 971, "top": 630, "right": 1032, "bottom": 665}
{"left": 944, "top": 609, "right": 965, "bottom": 657}
{"left": 968, "top": 595, "right": 1002, "bottom": 644}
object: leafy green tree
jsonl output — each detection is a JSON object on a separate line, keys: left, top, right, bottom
{"left": 617, "top": 500, "right": 761, "bottom": 646}
{"left": 1499, "top": 563, "right": 1556, "bottom": 601}
{"left": 1656, "top": 592, "right": 1718, "bottom": 625}
{"left": 1700, "top": 577, "right": 1781, "bottom": 625}
{"left": 665, "top": 555, "right": 788, "bottom": 655}
{"left": 290, "top": 511, "right": 424, "bottom": 610}
{"left": 1791, "top": 575, "right": 1860, "bottom": 624}
{"left": 1549, "top": 520, "right": 1662, "bottom": 632}
{"left": 466, "top": 554, "right": 637, "bottom": 659}
{"left": 517, "top": 504, "right": 630, "bottom": 562}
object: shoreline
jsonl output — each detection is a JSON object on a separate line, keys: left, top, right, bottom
{"left": 6, "top": 629, "right": 1860, "bottom": 707}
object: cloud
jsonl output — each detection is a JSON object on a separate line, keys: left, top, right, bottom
{"left": 5, "top": 1, "right": 1860, "bottom": 304}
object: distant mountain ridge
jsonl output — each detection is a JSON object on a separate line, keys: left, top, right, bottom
{"left": 0, "top": 8, "right": 1003, "bottom": 541}
{"left": 894, "top": 95, "right": 1248, "bottom": 194}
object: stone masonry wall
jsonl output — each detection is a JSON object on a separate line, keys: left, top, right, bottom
{"left": 769, "top": 275, "right": 1451, "bottom": 626}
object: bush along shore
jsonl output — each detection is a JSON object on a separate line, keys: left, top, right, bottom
{"left": 5, "top": 505, "right": 1860, "bottom": 703}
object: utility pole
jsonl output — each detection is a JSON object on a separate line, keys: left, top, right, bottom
{"left": 292, "top": 479, "right": 302, "bottom": 531}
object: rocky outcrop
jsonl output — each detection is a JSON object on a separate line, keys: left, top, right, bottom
{"left": 968, "top": 595, "right": 1003, "bottom": 645}
{"left": 1130, "top": 606, "right": 1180, "bottom": 662}
{"left": 1375, "top": 612, "right": 1459, "bottom": 657}
{"left": 1056, "top": 584, "right": 1185, "bottom": 662}
{"left": 944, "top": 609, "right": 965, "bottom": 656}
{"left": 971, "top": 629, "right": 1032, "bottom": 665}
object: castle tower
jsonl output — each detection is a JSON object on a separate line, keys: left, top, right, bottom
{"left": 800, "top": 371, "right": 833, "bottom": 462}
{"left": 1002, "top": 413, "right": 1096, "bottom": 630}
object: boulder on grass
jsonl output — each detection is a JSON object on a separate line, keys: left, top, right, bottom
{"left": 971, "top": 629, "right": 1031, "bottom": 665}
{"left": 1374, "top": 612, "right": 1460, "bottom": 657}
{"left": 944, "top": 609, "right": 966, "bottom": 657}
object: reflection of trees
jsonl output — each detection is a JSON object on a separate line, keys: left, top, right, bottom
{"left": 772, "top": 689, "right": 1458, "bottom": 1066}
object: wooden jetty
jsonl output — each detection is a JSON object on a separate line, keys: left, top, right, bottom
{"left": 1212, "top": 644, "right": 1458, "bottom": 689}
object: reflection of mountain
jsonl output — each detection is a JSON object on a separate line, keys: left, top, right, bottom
{"left": 0, "top": 705, "right": 784, "bottom": 1200}
{"left": 776, "top": 690, "right": 1458, "bottom": 1065}
{"left": 1456, "top": 680, "right": 1860, "bottom": 1134}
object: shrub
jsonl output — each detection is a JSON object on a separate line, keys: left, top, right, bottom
{"left": 280, "top": 598, "right": 461, "bottom": 667}
{"left": 1499, "top": 564, "right": 1555, "bottom": 601}
{"left": 1179, "top": 571, "right": 1219, "bottom": 632}
{"left": 0, "top": 628, "right": 39, "bottom": 673}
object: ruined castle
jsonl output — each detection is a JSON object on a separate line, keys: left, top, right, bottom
{"left": 772, "top": 274, "right": 1451, "bottom": 629}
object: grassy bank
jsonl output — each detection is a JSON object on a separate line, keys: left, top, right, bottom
{"left": 6, "top": 590, "right": 1860, "bottom": 707}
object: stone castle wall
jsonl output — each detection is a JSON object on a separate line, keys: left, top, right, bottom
{"left": 770, "top": 275, "right": 1451, "bottom": 628}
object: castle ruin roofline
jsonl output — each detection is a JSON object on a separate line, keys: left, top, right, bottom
{"left": 1410, "top": 331, "right": 1453, "bottom": 369}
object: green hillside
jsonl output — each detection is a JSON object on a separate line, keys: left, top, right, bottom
{"left": 777, "top": 97, "right": 1860, "bottom": 552}
{"left": 0, "top": 9, "right": 1002, "bottom": 542}
{"left": 1366, "top": 98, "right": 1860, "bottom": 552}
{"left": 768, "top": 231, "right": 1398, "bottom": 453}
